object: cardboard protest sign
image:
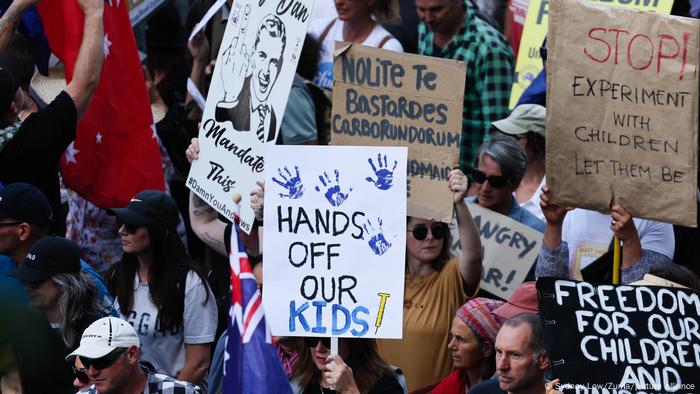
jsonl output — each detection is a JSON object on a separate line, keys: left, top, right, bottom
{"left": 449, "top": 203, "right": 542, "bottom": 300}
{"left": 187, "top": 0, "right": 313, "bottom": 233}
{"left": 509, "top": 0, "right": 674, "bottom": 108}
{"left": 331, "top": 43, "right": 465, "bottom": 224}
{"left": 263, "top": 145, "right": 407, "bottom": 338}
{"left": 546, "top": 0, "right": 699, "bottom": 227}
{"left": 538, "top": 277, "right": 700, "bottom": 394}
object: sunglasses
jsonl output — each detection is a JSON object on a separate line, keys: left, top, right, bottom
{"left": 79, "top": 347, "right": 127, "bottom": 371}
{"left": 0, "top": 221, "right": 22, "bottom": 227}
{"left": 116, "top": 219, "right": 139, "bottom": 234}
{"left": 407, "top": 224, "right": 447, "bottom": 241}
{"left": 72, "top": 365, "right": 89, "bottom": 384}
{"left": 304, "top": 337, "right": 331, "bottom": 348}
{"left": 469, "top": 169, "right": 509, "bottom": 189}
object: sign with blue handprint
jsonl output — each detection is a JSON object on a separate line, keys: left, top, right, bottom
{"left": 366, "top": 154, "right": 397, "bottom": 191}
{"left": 272, "top": 166, "right": 304, "bottom": 199}
{"left": 315, "top": 170, "right": 352, "bottom": 207}
{"left": 263, "top": 145, "right": 407, "bottom": 339}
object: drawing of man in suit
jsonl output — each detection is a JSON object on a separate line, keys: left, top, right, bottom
{"left": 216, "top": 13, "right": 287, "bottom": 143}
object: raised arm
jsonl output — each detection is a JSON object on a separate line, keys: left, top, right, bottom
{"left": 64, "top": 0, "right": 104, "bottom": 119}
{"left": 186, "top": 137, "right": 228, "bottom": 256}
{"left": 0, "top": 0, "right": 38, "bottom": 50}
{"left": 448, "top": 169, "right": 482, "bottom": 296}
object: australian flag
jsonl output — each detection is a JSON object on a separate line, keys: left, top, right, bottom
{"left": 225, "top": 223, "right": 292, "bottom": 394}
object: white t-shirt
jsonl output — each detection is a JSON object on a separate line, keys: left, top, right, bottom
{"left": 308, "top": 18, "right": 404, "bottom": 89}
{"left": 118, "top": 271, "right": 217, "bottom": 378}
{"left": 561, "top": 209, "right": 675, "bottom": 280}
{"left": 515, "top": 176, "right": 545, "bottom": 223}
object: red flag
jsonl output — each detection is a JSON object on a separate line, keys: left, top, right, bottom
{"left": 37, "top": 0, "right": 164, "bottom": 208}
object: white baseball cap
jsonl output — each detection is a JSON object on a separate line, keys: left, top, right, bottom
{"left": 66, "top": 317, "right": 140, "bottom": 360}
{"left": 492, "top": 104, "right": 546, "bottom": 136}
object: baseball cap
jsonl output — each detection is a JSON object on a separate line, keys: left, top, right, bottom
{"left": 9, "top": 236, "right": 80, "bottom": 282}
{"left": 493, "top": 281, "right": 539, "bottom": 319}
{"left": 492, "top": 104, "right": 546, "bottom": 137}
{"left": 66, "top": 317, "right": 140, "bottom": 360}
{"left": 107, "top": 190, "right": 179, "bottom": 228}
{"left": 0, "top": 183, "right": 53, "bottom": 225}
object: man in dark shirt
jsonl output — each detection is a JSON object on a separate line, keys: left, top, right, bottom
{"left": 0, "top": 0, "right": 104, "bottom": 234}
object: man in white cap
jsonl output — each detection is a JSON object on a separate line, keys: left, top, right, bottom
{"left": 66, "top": 317, "right": 200, "bottom": 394}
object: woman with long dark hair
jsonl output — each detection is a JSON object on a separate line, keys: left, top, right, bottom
{"left": 10, "top": 236, "right": 113, "bottom": 352}
{"left": 376, "top": 169, "right": 483, "bottom": 391}
{"left": 293, "top": 337, "right": 403, "bottom": 393}
{"left": 107, "top": 190, "right": 216, "bottom": 385}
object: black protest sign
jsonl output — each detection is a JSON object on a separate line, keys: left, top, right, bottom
{"left": 538, "top": 277, "right": 700, "bottom": 394}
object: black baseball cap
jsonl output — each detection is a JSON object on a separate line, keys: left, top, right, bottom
{"left": 10, "top": 236, "right": 81, "bottom": 282}
{"left": 0, "top": 183, "right": 53, "bottom": 225}
{"left": 107, "top": 190, "right": 179, "bottom": 228}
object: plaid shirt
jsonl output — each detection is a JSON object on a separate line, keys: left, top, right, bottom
{"left": 82, "top": 370, "right": 201, "bottom": 394}
{"left": 418, "top": 4, "right": 514, "bottom": 170}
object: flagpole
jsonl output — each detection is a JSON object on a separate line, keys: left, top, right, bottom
{"left": 330, "top": 337, "right": 338, "bottom": 390}
{"left": 612, "top": 235, "right": 621, "bottom": 284}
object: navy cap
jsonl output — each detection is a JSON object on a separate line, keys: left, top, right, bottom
{"left": 10, "top": 236, "right": 81, "bottom": 282}
{"left": 107, "top": 190, "right": 179, "bottom": 228}
{"left": 0, "top": 183, "right": 52, "bottom": 225}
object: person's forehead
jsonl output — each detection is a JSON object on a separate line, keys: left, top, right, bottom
{"left": 451, "top": 317, "right": 474, "bottom": 336}
{"left": 416, "top": 0, "right": 456, "bottom": 10}
{"left": 408, "top": 217, "right": 437, "bottom": 226}
{"left": 477, "top": 154, "right": 503, "bottom": 174}
{"left": 496, "top": 324, "right": 531, "bottom": 349}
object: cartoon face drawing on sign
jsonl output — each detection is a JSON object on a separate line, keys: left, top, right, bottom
{"left": 216, "top": 13, "right": 287, "bottom": 143}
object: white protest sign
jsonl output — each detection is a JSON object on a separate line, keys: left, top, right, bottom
{"left": 263, "top": 145, "right": 407, "bottom": 338}
{"left": 450, "top": 202, "right": 542, "bottom": 300}
{"left": 187, "top": 0, "right": 313, "bottom": 233}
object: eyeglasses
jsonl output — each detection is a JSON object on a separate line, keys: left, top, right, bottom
{"left": 407, "top": 224, "right": 447, "bottom": 241}
{"left": 116, "top": 219, "right": 139, "bottom": 235}
{"left": 72, "top": 365, "right": 89, "bottom": 384}
{"left": 79, "top": 347, "right": 127, "bottom": 370}
{"left": 304, "top": 337, "right": 331, "bottom": 348}
{"left": 0, "top": 221, "right": 22, "bottom": 227}
{"left": 469, "top": 169, "right": 509, "bottom": 189}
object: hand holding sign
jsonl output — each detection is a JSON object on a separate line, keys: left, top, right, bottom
{"left": 448, "top": 169, "right": 469, "bottom": 203}
{"left": 539, "top": 186, "right": 573, "bottom": 225}
{"left": 219, "top": 4, "right": 251, "bottom": 103}
{"left": 366, "top": 154, "right": 397, "bottom": 190}
{"left": 315, "top": 170, "right": 353, "bottom": 207}
{"left": 323, "top": 354, "right": 360, "bottom": 393}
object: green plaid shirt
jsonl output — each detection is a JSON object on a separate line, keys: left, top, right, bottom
{"left": 418, "top": 5, "right": 514, "bottom": 170}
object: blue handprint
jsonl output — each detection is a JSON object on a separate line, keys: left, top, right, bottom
{"left": 362, "top": 217, "right": 391, "bottom": 256}
{"left": 272, "top": 166, "right": 304, "bottom": 199}
{"left": 366, "top": 154, "right": 397, "bottom": 191}
{"left": 314, "top": 169, "right": 352, "bottom": 207}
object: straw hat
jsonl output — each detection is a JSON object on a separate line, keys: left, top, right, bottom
{"left": 30, "top": 68, "right": 167, "bottom": 124}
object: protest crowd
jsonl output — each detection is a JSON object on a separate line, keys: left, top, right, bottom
{"left": 1, "top": 0, "right": 699, "bottom": 393}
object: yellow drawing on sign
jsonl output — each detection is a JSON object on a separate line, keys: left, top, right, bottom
{"left": 374, "top": 292, "right": 391, "bottom": 334}
{"left": 509, "top": 0, "right": 675, "bottom": 108}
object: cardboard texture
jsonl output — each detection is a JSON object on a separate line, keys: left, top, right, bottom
{"left": 262, "top": 145, "right": 407, "bottom": 338}
{"left": 186, "top": 0, "right": 314, "bottom": 233}
{"left": 509, "top": 0, "right": 674, "bottom": 108}
{"left": 331, "top": 43, "right": 466, "bottom": 223}
{"left": 546, "top": 0, "right": 699, "bottom": 227}
{"left": 449, "top": 203, "right": 542, "bottom": 300}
